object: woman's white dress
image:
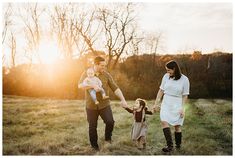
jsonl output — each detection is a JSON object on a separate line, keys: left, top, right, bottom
{"left": 160, "top": 73, "right": 190, "bottom": 126}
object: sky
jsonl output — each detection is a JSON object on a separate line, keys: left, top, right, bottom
{"left": 138, "top": 3, "right": 232, "bottom": 54}
{"left": 1, "top": 2, "right": 233, "bottom": 66}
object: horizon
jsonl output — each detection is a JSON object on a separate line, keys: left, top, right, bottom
{"left": 2, "top": 51, "right": 232, "bottom": 69}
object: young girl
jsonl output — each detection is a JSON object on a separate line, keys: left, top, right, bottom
{"left": 124, "top": 98, "right": 154, "bottom": 150}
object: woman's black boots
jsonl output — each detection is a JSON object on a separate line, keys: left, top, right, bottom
{"left": 175, "top": 132, "right": 182, "bottom": 149}
{"left": 162, "top": 127, "right": 173, "bottom": 152}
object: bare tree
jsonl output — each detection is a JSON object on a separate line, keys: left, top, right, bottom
{"left": 2, "top": 3, "right": 13, "bottom": 45}
{"left": 2, "top": 3, "right": 13, "bottom": 67}
{"left": 8, "top": 32, "right": 16, "bottom": 67}
{"left": 50, "top": 3, "right": 86, "bottom": 59}
{"left": 74, "top": 9, "right": 102, "bottom": 56}
{"left": 145, "top": 32, "right": 163, "bottom": 67}
{"left": 145, "top": 32, "right": 162, "bottom": 54}
{"left": 129, "top": 31, "right": 144, "bottom": 55}
{"left": 97, "top": 3, "right": 138, "bottom": 69}
{"left": 50, "top": 3, "right": 102, "bottom": 59}
{"left": 19, "top": 3, "right": 44, "bottom": 63}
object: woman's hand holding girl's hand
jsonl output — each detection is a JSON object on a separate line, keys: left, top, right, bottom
{"left": 179, "top": 108, "right": 185, "bottom": 118}
{"left": 153, "top": 104, "right": 160, "bottom": 113}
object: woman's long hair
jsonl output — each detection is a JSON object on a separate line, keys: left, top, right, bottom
{"left": 165, "top": 60, "right": 182, "bottom": 80}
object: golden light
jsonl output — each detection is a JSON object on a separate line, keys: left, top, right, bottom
{"left": 38, "top": 40, "right": 60, "bottom": 64}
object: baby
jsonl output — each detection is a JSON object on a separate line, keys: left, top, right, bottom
{"left": 124, "top": 98, "right": 155, "bottom": 150}
{"left": 80, "top": 67, "right": 109, "bottom": 105}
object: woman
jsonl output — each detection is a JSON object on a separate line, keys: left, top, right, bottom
{"left": 153, "top": 60, "right": 190, "bottom": 152}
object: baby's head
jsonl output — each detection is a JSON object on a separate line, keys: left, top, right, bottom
{"left": 87, "top": 67, "right": 95, "bottom": 77}
{"left": 134, "top": 98, "right": 147, "bottom": 110}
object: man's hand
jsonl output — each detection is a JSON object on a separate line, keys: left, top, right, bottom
{"left": 120, "top": 100, "right": 128, "bottom": 108}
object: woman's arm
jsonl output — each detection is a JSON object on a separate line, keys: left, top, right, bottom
{"left": 180, "top": 95, "right": 188, "bottom": 118}
{"left": 153, "top": 89, "right": 164, "bottom": 112}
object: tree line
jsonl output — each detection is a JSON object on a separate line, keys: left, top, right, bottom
{"left": 3, "top": 51, "right": 232, "bottom": 100}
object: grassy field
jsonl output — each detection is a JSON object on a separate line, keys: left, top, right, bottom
{"left": 2, "top": 95, "right": 232, "bottom": 155}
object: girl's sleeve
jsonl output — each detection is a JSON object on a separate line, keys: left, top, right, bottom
{"left": 145, "top": 107, "right": 153, "bottom": 115}
{"left": 124, "top": 107, "right": 133, "bottom": 113}
{"left": 182, "top": 76, "right": 190, "bottom": 95}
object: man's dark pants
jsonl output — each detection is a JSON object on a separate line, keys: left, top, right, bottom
{"left": 86, "top": 105, "right": 114, "bottom": 148}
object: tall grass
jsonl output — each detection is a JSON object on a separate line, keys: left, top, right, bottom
{"left": 3, "top": 95, "right": 232, "bottom": 155}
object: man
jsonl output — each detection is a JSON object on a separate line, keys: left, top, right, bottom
{"left": 78, "top": 56, "right": 128, "bottom": 151}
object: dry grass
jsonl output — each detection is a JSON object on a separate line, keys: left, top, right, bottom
{"left": 3, "top": 95, "right": 232, "bottom": 155}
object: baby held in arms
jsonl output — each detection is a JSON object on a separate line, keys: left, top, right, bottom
{"left": 80, "top": 67, "right": 109, "bottom": 105}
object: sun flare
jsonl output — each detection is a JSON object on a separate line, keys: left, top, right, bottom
{"left": 38, "top": 40, "right": 60, "bottom": 64}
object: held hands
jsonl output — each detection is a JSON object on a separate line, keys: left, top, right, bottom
{"left": 153, "top": 98, "right": 161, "bottom": 113}
{"left": 152, "top": 104, "right": 160, "bottom": 113}
{"left": 120, "top": 100, "right": 128, "bottom": 109}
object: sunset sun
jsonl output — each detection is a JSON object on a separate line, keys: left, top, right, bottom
{"left": 38, "top": 40, "right": 60, "bottom": 64}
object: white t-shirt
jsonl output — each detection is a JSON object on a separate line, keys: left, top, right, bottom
{"left": 160, "top": 73, "right": 190, "bottom": 97}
